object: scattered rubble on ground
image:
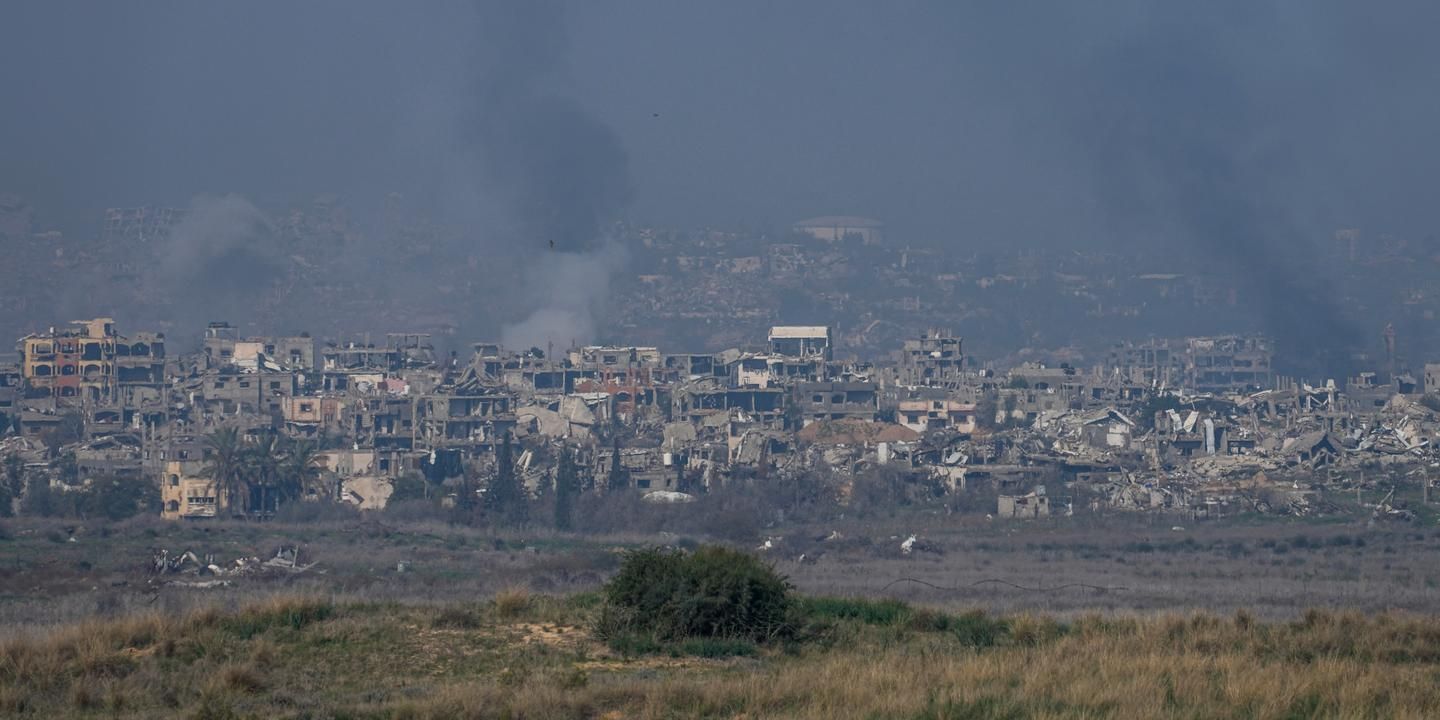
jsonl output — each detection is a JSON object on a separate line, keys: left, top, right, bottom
{"left": 150, "top": 545, "right": 317, "bottom": 583}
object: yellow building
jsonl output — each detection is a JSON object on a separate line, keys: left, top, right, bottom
{"left": 159, "top": 460, "right": 221, "bottom": 519}
{"left": 17, "top": 318, "right": 165, "bottom": 402}
{"left": 18, "top": 318, "right": 116, "bottom": 401}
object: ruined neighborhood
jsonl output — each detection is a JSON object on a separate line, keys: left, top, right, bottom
{"left": 3, "top": 301, "right": 1437, "bottom": 528}
{"left": 15, "top": 4, "right": 1440, "bottom": 718}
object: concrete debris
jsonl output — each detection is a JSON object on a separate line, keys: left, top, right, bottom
{"left": 167, "top": 579, "right": 233, "bottom": 590}
{"left": 900, "top": 534, "right": 942, "bottom": 555}
{"left": 641, "top": 490, "right": 695, "bottom": 504}
{"left": 150, "top": 546, "right": 316, "bottom": 577}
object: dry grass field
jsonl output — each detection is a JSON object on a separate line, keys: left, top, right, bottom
{"left": 5, "top": 592, "right": 1440, "bottom": 718}
{"left": 3, "top": 512, "right": 1440, "bottom": 718}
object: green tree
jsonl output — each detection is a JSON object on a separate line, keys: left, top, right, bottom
{"left": 82, "top": 475, "right": 157, "bottom": 520}
{"left": 554, "top": 446, "right": 577, "bottom": 531}
{"left": 674, "top": 453, "right": 689, "bottom": 494}
{"left": 607, "top": 434, "right": 628, "bottom": 491}
{"left": 278, "top": 438, "right": 328, "bottom": 504}
{"left": 246, "top": 432, "right": 284, "bottom": 517}
{"left": 54, "top": 453, "right": 80, "bottom": 487}
{"left": 388, "top": 471, "right": 431, "bottom": 504}
{"left": 3, "top": 453, "right": 24, "bottom": 500}
{"left": 202, "top": 428, "right": 250, "bottom": 518}
{"left": 21, "top": 476, "right": 65, "bottom": 517}
{"left": 485, "top": 433, "right": 527, "bottom": 525}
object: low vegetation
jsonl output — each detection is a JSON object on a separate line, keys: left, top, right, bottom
{"left": 595, "top": 545, "right": 792, "bottom": 651}
{"left": 3, "top": 545, "right": 1440, "bottom": 718}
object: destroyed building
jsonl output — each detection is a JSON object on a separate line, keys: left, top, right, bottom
{"left": 0, "top": 301, "right": 1434, "bottom": 527}
{"left": 794, "top": 382, "right": 879, "bottom": 427}
{"left": 897, "top": 331, "right": 965, "bottom": 388}
{"left": 768, "top": 325, "right": 833, "bottom": 362}
{"left": 17, "top": 318, "right": 165, "bottom": 403}
{"left": 1184, "top": 336, "right": 1274, "bottom": 394}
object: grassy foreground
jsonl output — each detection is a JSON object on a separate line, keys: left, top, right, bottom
{"left": 4, "top": 592, "right": 1440, "bottom": 719}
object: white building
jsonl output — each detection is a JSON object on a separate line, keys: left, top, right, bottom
{"left": 792, "top": 216, "right": 885, "bottom": 246}
{"left": 768, "top": 326, "right": 832, "bottom": 361}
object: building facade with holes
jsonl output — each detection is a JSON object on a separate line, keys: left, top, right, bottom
{"left": 16, "top": 318, "right": 165, "bottom": 403}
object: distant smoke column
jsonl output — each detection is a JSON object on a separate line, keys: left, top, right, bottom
{"left": 152, "top": 193, "right": 274, "bottom": 339}
{"left": 1072, "top": 21, "right": 1359, "bottom": 380}
{"left": 470, "top": 1, "right": 633, "bottom": 349}
{"left": 499, "top": 242, "right": 627, "bottom": 351}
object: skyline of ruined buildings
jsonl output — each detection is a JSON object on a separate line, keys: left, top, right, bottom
{"left": 3, "top": 310, "right": 1440, "bottom": 523}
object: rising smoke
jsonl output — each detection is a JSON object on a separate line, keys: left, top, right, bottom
{"left": 469, "top": 1, "right": 633, "bottom": 351}
{"left": 1055, "top": 6, "right": 1362, "bottom": 380}
{"left": 152, "top": 194, "right": 276, "bottom": 337}
{"left": 4, "top": 2, "right": 1435, "bottom": 370}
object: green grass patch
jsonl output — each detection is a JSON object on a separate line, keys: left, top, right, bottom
{"left": 798, "top": 596, "right": 913, "bottom": 625}
{"left": 606, "top": 633, "right": 758, "bottom": 659}
{"left": 218, "top": 599, "right": 335, "bottom": 640}
{"left": 675, "top": 637, "right": 758, "bottom": 658}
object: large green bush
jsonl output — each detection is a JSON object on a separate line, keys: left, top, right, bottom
{"left": 598, "top": 545, "right": 792, "bottom": 643}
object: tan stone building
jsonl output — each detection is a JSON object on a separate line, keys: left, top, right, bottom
{"left": 159, "top": 460, "right": 220, "bottom": 519}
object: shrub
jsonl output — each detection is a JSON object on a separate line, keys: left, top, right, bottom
{"left": 493, "top": 587, "right": 531, "bottom": 618}
{"left": 950, "top": 610, "right": 1010, "bottom": 648}
{"left": 598, "top": 545, "right": 792, "bottom": 643}
{"left": 81, "top": 475, "right": 159, "bottom": 520}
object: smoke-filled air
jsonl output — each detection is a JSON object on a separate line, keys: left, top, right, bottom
{"left": 5, "top": 4, "right": 1440, "bottom": 719}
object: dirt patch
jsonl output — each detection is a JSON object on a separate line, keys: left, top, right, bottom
{"left": 509, "top": 622, "right": 592, "bottom": 651}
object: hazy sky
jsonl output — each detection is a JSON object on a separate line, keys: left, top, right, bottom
{"left": 2, "top": 1, "right": 1439, "bottom": 249}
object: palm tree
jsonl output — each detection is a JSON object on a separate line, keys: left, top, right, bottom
{"left": 202, "top": 428, "right": 249, "bottom": 517}
{"left": 246, "top": 432, "right": 284, "bottom": 518}
{"left": 278, "top": 439, "right": 328, "bottom": 504}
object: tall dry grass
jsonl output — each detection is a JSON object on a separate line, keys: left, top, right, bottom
{"left": 392, "top": 608, "right": 1440, "bottom": 720}
{"left": 492, "top": 586, "right": 532, "bottom": 619}
{"left": 6, "top": 595, "right": 1440, "bottom": 719}
{"left": 0, "top": 595, "right": 334, "bottom": 716}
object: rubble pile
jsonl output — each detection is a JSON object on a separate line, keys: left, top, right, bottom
{"left": 150, "top": 546, "right": 317, "bottom": 584}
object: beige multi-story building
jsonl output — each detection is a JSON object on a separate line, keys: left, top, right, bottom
{"left": 898, "top": 398, "right": 978, "bottom": 434}
{"left": 159, "top": 459, "right": 220, "bottom": 519}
